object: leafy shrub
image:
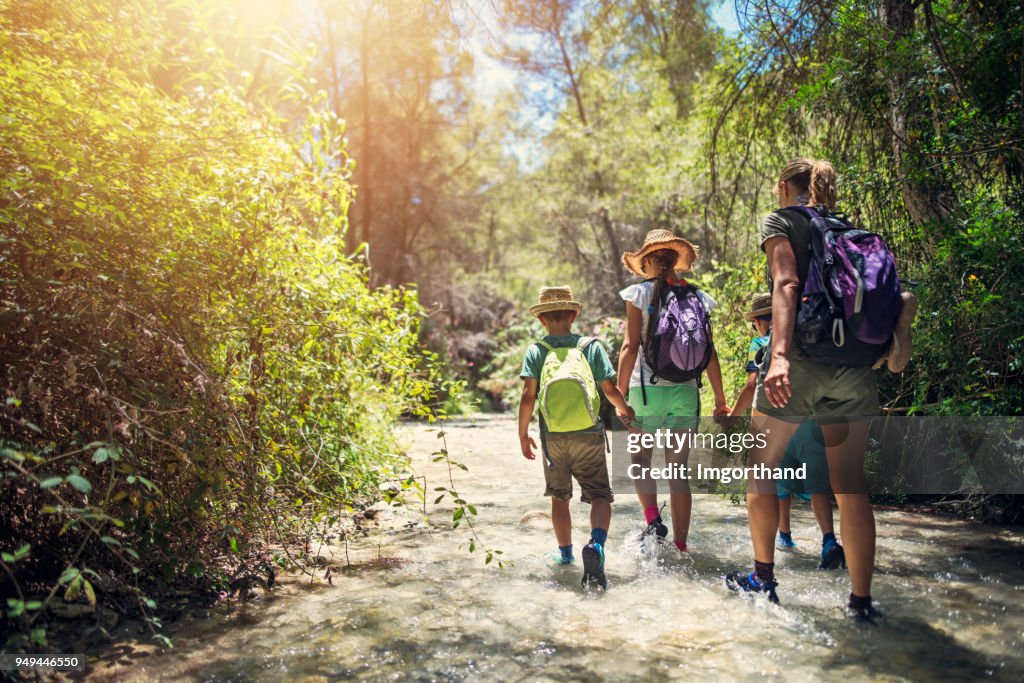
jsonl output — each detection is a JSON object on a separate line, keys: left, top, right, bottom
{"left": 889, "top": 192, "right": 1024, "bottom": 415}
{"left": 0, "top": 0, "right": 426, "bottom": 650}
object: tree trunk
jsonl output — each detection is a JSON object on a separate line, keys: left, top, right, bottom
{"left": 880, "top": 0, "right": 956, "bottom": 237}
{"left": 357, "top": 4, "right": 374, "bottom": 252}
{"left": 554, "top": 26, "right": 626, "bottom": 294}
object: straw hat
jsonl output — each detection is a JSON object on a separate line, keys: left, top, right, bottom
{"left": 621, "top": 230, "right": 699, "bottom": 277}
{"left": 529, "top": 286, "right": 583, "bottom": 317}
{"left": 744, "top": 292, "right": 773, "bottom": 320}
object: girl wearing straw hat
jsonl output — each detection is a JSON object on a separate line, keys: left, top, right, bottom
{"left": 616, "top": 230, "right": 730, "bottom": 552}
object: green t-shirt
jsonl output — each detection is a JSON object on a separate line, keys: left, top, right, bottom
{"left": 759, "top": 207, "right": 813, "bottom": 285}
{"left": 520, "top": 334, "right": 615, "bottom": 435}
{"left": 519, "top": 334, "right": 616, "bottom": 383}
{"left": 746, "top": 334, "right": 769, "bottom": 374}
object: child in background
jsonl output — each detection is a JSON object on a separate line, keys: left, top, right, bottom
{"left": 518, "top": 286, "right": 636, "bottom": 589}
{"left": 729, "top": 293, "right": 845, "bottom": 569}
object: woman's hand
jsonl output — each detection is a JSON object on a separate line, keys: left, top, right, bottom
{"left": 763, "top": 355, "right": 792, "bottom": 408}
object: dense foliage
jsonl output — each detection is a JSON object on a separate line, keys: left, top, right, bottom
{"left": 453, "top": 0, "right": 1023, "bottom": 420}
{"left": 2, "top": 0, "right": 1022, "bottom": 652}
{"left": 0, "top": 0, "right": 428, "bottom": 649}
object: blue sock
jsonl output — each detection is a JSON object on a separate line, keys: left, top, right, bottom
{"left": 779, "top": 531, "right": 793, "bottom": 543}
{"left": 822, "top": 532, "right": 836, "bottom": 546}
{"left": 590, "top": 528, "right": 608, "bottom": 547}
{"left": 559, "top": 544, "right": 573, "bottom": 562}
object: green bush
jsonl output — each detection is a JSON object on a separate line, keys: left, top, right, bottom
{"left": 890, "top": 192, "right": 1024, "bottom": 415}
{"left": 0, "top": 0, "right": 426, "bottom": 649}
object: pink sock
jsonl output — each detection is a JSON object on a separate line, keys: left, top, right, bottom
{"left": 643, "top": 504, "right": 660, "bottom": 525}
{"left": 674, "top": 540, "right": 688, "bottom": 552}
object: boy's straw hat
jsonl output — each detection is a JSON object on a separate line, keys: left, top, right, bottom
{"left": 529, "top": 286, "right": 583, "bottom": 317}
{"left": 621, "top": 229, "right": 699, "bottom": 277}
{"left": 744, "top": 292, "right": 773, "bottom": 320}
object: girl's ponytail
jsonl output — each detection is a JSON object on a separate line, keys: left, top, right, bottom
{"left": 642, "top": 249, "right": 678, "bottom": 343}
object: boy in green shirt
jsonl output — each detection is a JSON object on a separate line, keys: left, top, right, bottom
{"left": 518, "top": 286, "right": 636, "bottom": 589}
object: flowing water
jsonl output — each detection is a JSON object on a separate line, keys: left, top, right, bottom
{"left": 92, "top": 415, "right": 1024, "bottom": 682}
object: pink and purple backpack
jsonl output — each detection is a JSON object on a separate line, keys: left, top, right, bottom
{"left": 785, "top": 205, "right": 902, "bottom": 366}
{"left": 641, "top": 282, "right": 713, "bottom": 395}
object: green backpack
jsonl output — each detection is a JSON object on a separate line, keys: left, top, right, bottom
{"left": 536, "top": 337, "right": 601, "bottom": 433}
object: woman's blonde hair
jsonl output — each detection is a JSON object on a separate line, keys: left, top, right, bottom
{"left": 776, "top": 157, "right": 837, "bottom": 210}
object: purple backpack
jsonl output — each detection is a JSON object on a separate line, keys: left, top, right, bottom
{"left": 642, "top": 282, "right": 713, "bottom": 393}
{"left": 786, "top": 205, "right": 902, "bottom": 366}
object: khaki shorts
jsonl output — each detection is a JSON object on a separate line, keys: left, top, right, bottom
{"left": 541, "top": 431, "right": 613, "bottom": 503}
{"left": 753, "top": 348, "right": 879, "bottom": 420}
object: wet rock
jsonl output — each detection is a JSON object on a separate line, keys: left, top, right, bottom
{"left": 519, "top": 510, "right": 551, "bottom": 526}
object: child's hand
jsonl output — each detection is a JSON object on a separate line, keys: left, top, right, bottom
{"left": 617, "top": 407, "right": 641, "bottom": 433}
{"left": 520, "top": 433, "right": 538, "bottom": 460}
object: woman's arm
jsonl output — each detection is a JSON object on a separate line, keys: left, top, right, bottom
{"left": 616, "top": 303, "right": 643, "bottom": 400}
{"left": 763, "top": 235, "right": 800, "bottom": 408}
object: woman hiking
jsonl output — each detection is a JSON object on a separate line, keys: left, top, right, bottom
{"left": 724, "top": 158, "right": 916, "bottom": 622}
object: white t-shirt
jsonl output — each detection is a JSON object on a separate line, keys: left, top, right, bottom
{"left": 618, "top": 280, "right": 718, "bottom": 389}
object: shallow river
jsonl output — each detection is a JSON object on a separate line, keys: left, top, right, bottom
{"left": 93, "top": 415, "right": 1024, "bottom": 682}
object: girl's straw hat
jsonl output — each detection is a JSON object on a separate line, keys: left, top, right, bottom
{"left": 744, "top": 292, "right": 773, "bottom": 320}
{"left": 621, "top": 229, "right": 699, "bottom": 277}
{"left": 529, "top": 286, "right": 583, "bottom": 317}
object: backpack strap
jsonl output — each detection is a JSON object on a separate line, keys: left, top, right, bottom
{"left": 576, "top": 335, "right": 597, "bottom": 351}
{"left": 531, "top": 341, "right": 555, "bottom": 399}
{"left": 781, "top": 204, "right": 822, "bottom": 221}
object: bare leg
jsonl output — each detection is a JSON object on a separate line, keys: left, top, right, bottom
{"left": 747, "top": 413, "right": 801, "bottom": 564}
{"left": 810, "top": 494, "right": 835, "bottom": 535}
{"left": 666, "top": 430, "right": 692, "bottom": 546}
{"left": 777, "top": 496, "right": 792, "bottom": 534}
{"left": 551, "top": 497, "right": 572, "bottom": 548}
{"left": 821, "top": 420, "right": 875, "bottom": 597}
{"left": 590, "top": 497, "right": 611, "bottom": 535}
{"left": 631, "top": 445, "right": 657, "bottom": 510}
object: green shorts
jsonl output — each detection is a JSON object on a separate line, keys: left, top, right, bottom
{"left": 753, "top": 348, "right": 879, "bottom": 420}
{"left": 627, "top": 384, "right": 700, "bottom": 432}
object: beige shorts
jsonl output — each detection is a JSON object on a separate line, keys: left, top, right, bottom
{"left": 541, "top": 431, "right": 613, "bottom": 503}
{"left": 753, "top": 348, "right": 879, "bottom": 420}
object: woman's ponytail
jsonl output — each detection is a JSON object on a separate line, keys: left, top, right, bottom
{"left": 809, "top": 159, "right": 837, "bottom": 211}
{"left": 778, "top": 157, "right": 838, "bottom": 210}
